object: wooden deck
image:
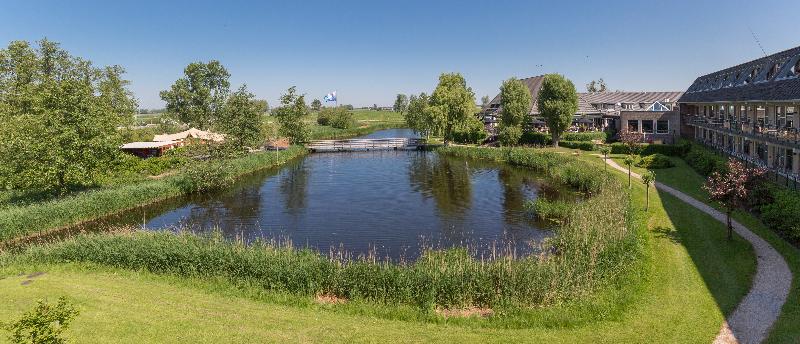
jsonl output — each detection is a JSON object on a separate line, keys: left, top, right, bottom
{"left": 306, "top": 138, "right": 425, "bottom": 152}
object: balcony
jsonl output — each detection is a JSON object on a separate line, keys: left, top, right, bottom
{"left": 685, "top": 115, "right": 800, "bottom": 149}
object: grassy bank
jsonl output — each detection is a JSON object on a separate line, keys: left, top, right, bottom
{"left": 0, "top": 146, "right": 307, "bottom": 244}
{"left": 0, "top": 146, "right": 759, "bottom": 342}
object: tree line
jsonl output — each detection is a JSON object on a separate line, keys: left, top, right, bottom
{"left": 400, "top": 73, "right": 578, "bottom": 147}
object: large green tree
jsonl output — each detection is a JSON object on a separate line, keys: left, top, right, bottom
{"left": 219, "top": 85, "right": 264, "bottom": 149}
{"left": 430, "top": 73, "right": 475, "bottom": 144}
{"left": 273, "top": 86, "right": 310, "bottom": 144}
{"left": 160, "top": 60, "right": 230, "bottom": 130}
{"left": 393, "top": 94, "right": 408, "bottom": 114}
{"left": 404, "top": 92, "right": 445, "bottom": 139}
{"left": 498, "top": 77, "right": 531, "bottom": 146}
{"left": 538, "top": 74, "right": 578, "bottom": 147}
{"left": 0, "top": 39, "right": 137, "bottom": 192}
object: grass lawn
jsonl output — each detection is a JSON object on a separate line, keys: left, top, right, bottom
{"left": 0, "top": 148, "right": 761, "bottom": 343}
{"left": 608, "top": 152, "right": 800, "bottom": 344}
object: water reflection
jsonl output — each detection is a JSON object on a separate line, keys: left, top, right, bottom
{"left": 83, "top": 130, "right": 573, "bottom": 260}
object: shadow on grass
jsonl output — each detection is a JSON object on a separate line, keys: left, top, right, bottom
{"left": 655, "top": 186, "right": 757, "bottom": 318}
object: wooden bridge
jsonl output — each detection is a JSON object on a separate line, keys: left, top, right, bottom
{"left": 306, "top": 138, "right": 426, "bottom": 152}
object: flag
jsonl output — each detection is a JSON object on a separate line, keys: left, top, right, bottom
{"left": 323, "top": 91, "right": 337, "bottom": 102}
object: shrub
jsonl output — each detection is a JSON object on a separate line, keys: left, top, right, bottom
{"left": 498, "top": 126, "right": 523, "bottom": 146}
{"left": 561, "top": 132, "right": 608, "bottom": 142}
{"left": 635, "top": 153, "right": 673, "bottom": 169}
{"left": 519, "top": 131, "right": 551, "bottom": 145}
{"left": 560, "top": 141, "right": 595, "bottom": 151}
{"left": 2, "top": 296, "right": 79, "bottom": 344}
{"left": 317, "top": 107, "right": 356, "bottom": 129}
{"left": 176, "top": 161, "right": 236, "bottom": 193}
{"left": 760, "top": 189, "right": 800, "bottom": 241}
{"left": 451, "top": 117, "right": 487, "bottom": 144}
{"left": 684, "top": 145, "right": 727, "bottom": 176}
{"left": 640, "top": 141, "right": 691, "bottom": 157}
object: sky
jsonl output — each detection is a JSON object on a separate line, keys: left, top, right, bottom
{"left": 2, "top": 0, "right": 799, "bottom": 109}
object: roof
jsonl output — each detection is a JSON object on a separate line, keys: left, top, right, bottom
{"left": 153, "top": 128, "right": 225, "bottom": 142}
{"left": 120, "top": 141, "right": 177, "bottom": 149}
{"left": 680, "top": 45, "right": 800, "bottom": 103}
{"left": 486, "top": 75, "right": 681, "bottom": 116}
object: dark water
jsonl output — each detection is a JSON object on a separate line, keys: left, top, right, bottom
{"left": 93, "top": 129, "right": 572, "bottom": 260}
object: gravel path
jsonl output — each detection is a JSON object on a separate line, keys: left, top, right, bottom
{"left": 603, "top": 157, "right": 791, "bottom": 344}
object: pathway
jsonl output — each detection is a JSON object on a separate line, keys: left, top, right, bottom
{"left": 603, "top": 158, "right": 791, "bottom": 344}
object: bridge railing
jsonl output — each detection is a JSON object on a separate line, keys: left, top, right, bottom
{"left": 306, "top": 138, "right": 424, "bottom": 151}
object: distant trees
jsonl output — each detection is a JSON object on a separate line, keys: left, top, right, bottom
{"left": 252, "top": 99, "right": 269, "bottom": 113}
{"left": 219, "top": 85, "right": 264, "bottom": 150}
{"left": 317, "top": 107, "right": 355, "bottom": 129}
{"left": 273, "top": 86, "right": 310, "bottom": 144}
{"left": 704, "top": 160, "right": 766, "bottom": 240}
{"left": 586, "top": 78, "right": 608, "bottom": 92}
{"left": 538, "top": 74, "right": 578, "bottom": 147}
{"left": 0, "top": 39, "right": 137, "bottom": 193}
{"left": 498, "top": 77, "right": 531, "bottom": 146}
{"left": 311, "top": 98, "right": 322, "bottom": 111}
{"left": 481, "top": 95, "right": 490, "bottom": 108}
{"left": 430, "top": 73, "right": 476, "bottom": 144}
{"left": 393, "top": 94, "right": 409, "bottom": 114}
{"left": 160, "top": 60, "right": 231, "bottom": 130}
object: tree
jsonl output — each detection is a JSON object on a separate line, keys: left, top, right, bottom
{"left": 219, "top": 85, "right": 263, "bottom": 150}
{"left": 481, "top": 95, "right": 490, "bottom": 108}
{"left": 641, "top": 170, "right": 656, "bottom": 211}
{"left": 538, "top": 74, "right": 578, "bottom": 148}
{"left": 703, "top": 160, "right": 766, "bottom": 240}
{"left": 393, "top": 94, "right": 409, "bottom": 115}
{"left": 0, "top": 39, "right": 137, "bottom": 193}
{"left": 430, "top": 73, "right": 476, "bottom": 144}
{"left": 619, "top": 130, "right": 645, "bottom": 155}
{"left": 498, "top": 77, "right": 531, "bottom": 146}
{"left": 273, "top": 86, "right": 310, "bottom": 144}
{"left": 405, "top": 93, "right": 437, "bottom": 138}
{"left": 160, "top": 60, "right": 230, "bottom": 130}
{"left": 311, "top": 98, "right": 322, "bottom": 111}
{"left": 599, "top": 145, "right": 612, "bottom": 172}
{"left": 586, "top": 78, "right": 608, "bottom": 93}
{"left": 623, "top": 155, "right": 636, "bottom": 188}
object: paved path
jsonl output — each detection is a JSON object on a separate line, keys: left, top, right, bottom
{"left": 603, "top": 157, "right": 791, "bottom": 344}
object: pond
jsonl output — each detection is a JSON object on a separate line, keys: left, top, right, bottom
{"left": 93, "top": 129, "right": 574, "bottom": 261}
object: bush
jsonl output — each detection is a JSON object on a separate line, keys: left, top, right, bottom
{"left": 561, "top": 132, "right": 608, "bottom": 142}
{"left": 317, "top": 107, "right": 356, "bottom": 129}
{"left": 451, "top": 117, "right": 488, "bottom": 144}
{"left": 498, "top": 126, "right": 523, "bottom": 146}
{"left": 760, "top": 189, "right": 800, "bottom": 240}
{"left": 176, "top": 161, "right": 235, "bottom": 193}
{"left": 2, "top": 296, "right": 79, "bottom": 344}
{"left": 560, "top": 141, "right": 595, "bottom": 151}
{"left": 518, "top": 131, "right": 550, "bottom": 145}
{"left": 635, "top": 153, "right": 674, "bottom": 169}
{"left": 684, "top": 145, "right": 727, "bottom": 176}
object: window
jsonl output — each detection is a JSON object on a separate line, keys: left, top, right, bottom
{"left": 627, "top": 120, "right": 639, "bottom": 132}
{"left": 795, "top": 60, "right": 800, "bottom": 77}
{"left": 642, "top": 120, "right": 654, "bottom": 134}
{"left": 656, "top": 120, "right": 669, "bottom": 134}
{"left": 768, "top": 63, "right": 780, "bottom": 79}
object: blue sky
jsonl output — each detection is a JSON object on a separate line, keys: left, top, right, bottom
{"left": 2, "top": 0, "right": 799, "bottom": 109}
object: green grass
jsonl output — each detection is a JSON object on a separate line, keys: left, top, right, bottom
{"left": 610, "top": 153, "right": 800, "bottom": 344}
{"left": 0, "top": 146, "right": 762, "bottom": 343}
{"left": 0, "top": 147, "right": 307, "bottom": 244}
{"left": 307, "top": 110, "right": 406, "bottom": 140}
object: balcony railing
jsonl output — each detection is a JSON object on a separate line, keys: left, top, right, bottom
{"left": 686, "top": 115, "right": 800, "bottom": 148}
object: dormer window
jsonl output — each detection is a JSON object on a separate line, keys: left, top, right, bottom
{"left": 767, "top": 63, "right": 780, "bottom": 80}
{"left": 794, "top": 60, "right": 800, "bottom": 77}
